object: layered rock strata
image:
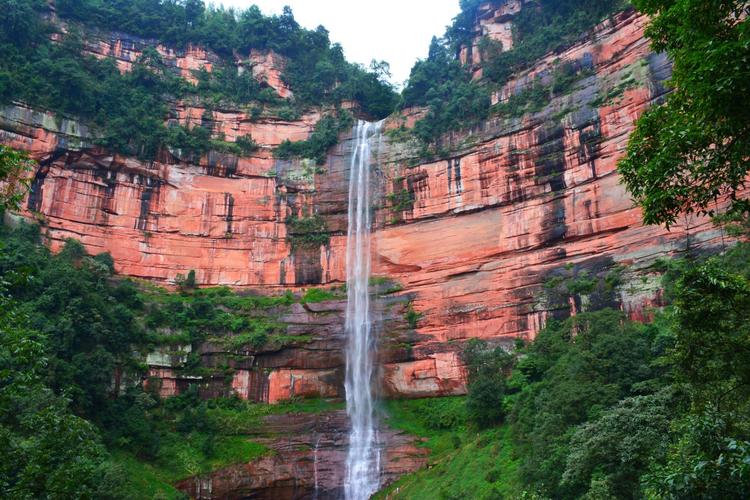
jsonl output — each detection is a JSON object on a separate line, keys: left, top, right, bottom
{"left": 371, "top": 9, "right": 726, "bottom": 396}
{"left": 2, "top": 9, "right": 729, "bottom": 401}
{"left": 174, "top": 411, "right": 428, "bottom": 499}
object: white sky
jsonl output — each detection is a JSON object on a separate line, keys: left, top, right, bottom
{"left": 214, "top": 0, "right": 462, "bottom": 87}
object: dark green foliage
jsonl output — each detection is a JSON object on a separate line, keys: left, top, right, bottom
{"left": 670, "top": 256, "right": 750, "bottom": 403}
{"left": 644, "top": 410, "right": 750, "bottom": 499}
{"left": 0, "top": 22, "right": 181, "bottom": 159}
{"left": 462, "top": 340, "right": 514, "bottom": 428}
{"left": 402, "top": 37, "right": 490, "bottom": 147}
{"left": 401, "top": 0, "right": 626, "bottom": 149}
{"left": 0, "top": 222, "right": 309, "bottom": 496}
{"left": 165, "top": 124, "right": 257, "bottom": 158}
{"left": 482, "top": 0, "right": 629, "bottom": 85}
{"left": 0, "top": 146, "right": 34, "bottom": 211}
{"left": 53, "top": 0, "right": 396, "bottom": 118}
{"left": 285, "top": 214, "right": 330, "bottom": 249}
{"left": 165, "top": 125, "right": 212, "bottom": 157}
{"left": 493, "top": 81, "right": 550, "bottom": 118}
{"left": 619, "top": 0, "right": 750, "bottom": 226}
{"left": 235, "top": 134, "right": 259, "bottom": 155}
{"left": 174, "top": 269, "right": 197, "bottom": 291}
{"left": 510, "top": 309, "right": 661, "bottom": 497}
{"left": 405, "top": 304, "right": 423, "bottom": 329}
{"left": 561, "top": 389, "right": 678, "bottom": 498}
{"left": 275, "top": 113, "right": 353, "bottom": 165}
{"left": 0, "top": 1, "right": 395, "bottom": 163}
{"left": 0, "top": 225, "right": 146, "bottom": 418}
{"left": 387, "top": 188, "right": 415, "bottom": 213}
{"left": 637, "top": 244, "right": 750, "bottom": 499}
{"left": 492, "top": 61, "right": 594, "bottom": 118}
{"left": 193, "top": 64, "right": 274, "bottom": 107}
{"left": 444, "top": 0, "right": 485, "bottom": 52}
{"left": 0, "top": 274, "right": 122, "bottom": 498}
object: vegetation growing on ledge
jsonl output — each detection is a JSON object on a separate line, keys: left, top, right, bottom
{"left": 274, "top": 112, "right": 353, "bottom": 165}
{"left": 480, "top": 0, "right": 630, "bottom": 86}
{"left": 399, "top": 0, "right": 629, "bottom": 151}
{"left": 405, "top": 303, "right": 423, "bottom": 329}
{"left": 379, "top": 397, "right": 521, "bottom": 499}
{"left": 166, "top": 124, "right": 259, "bottom": 158}
{"left": 0, "top": 146, "right": 33, "bottom": 212}
{"left": 285, "top": 214, "right": 331, "bottom": 250}
{"left": 386, "top": 187, "right": 415, "bottom": 214}
{"left": 54, "top": 0, "right": 398, "bottom": 117}
{"left": 301, "top": 286, "right": 343, "bottom": 304}
{"left": 0, "top": 0, "right": 395, "bottom": 161}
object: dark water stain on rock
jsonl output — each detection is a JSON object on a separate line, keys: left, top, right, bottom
{"left": 534, "top": 123, "right": 568, "bottom": 245}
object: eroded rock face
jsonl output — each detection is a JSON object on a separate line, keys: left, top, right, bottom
{"left": 2, "top": 5, "right": 734, "bottom": 497}
{"left": 3, "top": 9, "right": 729, "bottom": 402}
{"left": 141, "top": 291, "right": 413, "bottom": 404}
{"left": 0, "top": 100, "right": 339, "bottom": 287}
{"left": 174, "top": 410, "right": 428, "bottom": 499}
{"left": 371, "top": 9, "right": 727, "bottom": 396}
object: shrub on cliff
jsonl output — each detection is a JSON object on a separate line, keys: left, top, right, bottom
{"left": 0, "top": 146, "right": 34, "bottom": 212}
{"left": 53, "top": 0, "right": 397, "bottom": 118}
{"left": 275, "top": 112, "right": 353, "bottom": 165}
{"left": 401, "top": 0, "right": 629, "bottom": 148}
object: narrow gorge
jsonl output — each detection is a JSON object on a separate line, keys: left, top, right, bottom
{"left": 1, "top": 0, "right": 748, "bottom": 499}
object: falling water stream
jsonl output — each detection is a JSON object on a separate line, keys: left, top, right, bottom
{"left": 344, "top": 120, "right": 382, "bottom": 500}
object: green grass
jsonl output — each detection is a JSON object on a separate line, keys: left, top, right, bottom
{"left": 154, "top": 433, "right": 268, "bottom": 482}
{"left": 301, "top": 287, "right": 341, "bottom": 303}
{"left": 112, "top": 451, "right": 187, "bottom": 499}
{"left": 111, "top": 435, "right": 268, "bottom": 498}
{"left": 207, "top": 398, "right": 345, "bottom": 435}
{"left": 109, "top": 397, "right": 344, "bottom": 496}
{"left": 378, "top": 397, "right": 521, "bottom": 499}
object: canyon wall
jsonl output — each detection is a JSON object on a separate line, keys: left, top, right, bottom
{"left": 2, "top": 8, "right": 729, "bottom": 404}
{"left": 369, "top": 8, "right": 730, "bottom": 397}
{"left": 2, "top": 4, "right": 735, "bottom": 497}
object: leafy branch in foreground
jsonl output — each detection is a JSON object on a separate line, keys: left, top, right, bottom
{"left": 619, "top": 0, "right": 750, "bottom": 227}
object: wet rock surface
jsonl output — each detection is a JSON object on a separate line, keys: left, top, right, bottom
{"left": 174, "top": 410, "right": 428, "bottom": 499}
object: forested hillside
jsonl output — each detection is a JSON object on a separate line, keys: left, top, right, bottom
{"left": 0, "top": 0, "right": 396, "bottom": 159}
{"left": 398, "top": 0, "right": 629, "bottom": 153}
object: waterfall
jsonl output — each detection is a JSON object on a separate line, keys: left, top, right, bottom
{"left": 313, "top": 434, "right": 321, "bottom": 499}
{"left": 344, "top": 120, "right": 382, "bottom": 500}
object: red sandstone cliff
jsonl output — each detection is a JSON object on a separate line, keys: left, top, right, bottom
{"left": 2, "top": 4, "right": 734, "bottom": 497}
{"left": 1, "top": 4, "right": 727, "bottom": 409}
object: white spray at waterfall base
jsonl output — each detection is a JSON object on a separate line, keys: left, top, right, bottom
{"left": 344, "top": 120, "right": 382, "bottom": 500}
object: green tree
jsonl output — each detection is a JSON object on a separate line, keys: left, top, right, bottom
{"left": 619, "top": 0, "right": 750, "bottom": 227}
{"left": 510, "top": 310, "right": 659, "bottom": 497}
{"left": 0, "top": 289, "right": 114, "bottom": 498}
{"left": 670, "top": 257, "right": 750, "bottom": 407}
{"left": 0, "top": 146, "right": 34, "bottom": 211}
{"left": 461, "top": 339, "right": 513, "bottom": 428}
{"left": 644, "top": 410, "right": 750, "bottom": 499}
{"left": 561, "top": 389, "right": 678, "bottom": 498}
